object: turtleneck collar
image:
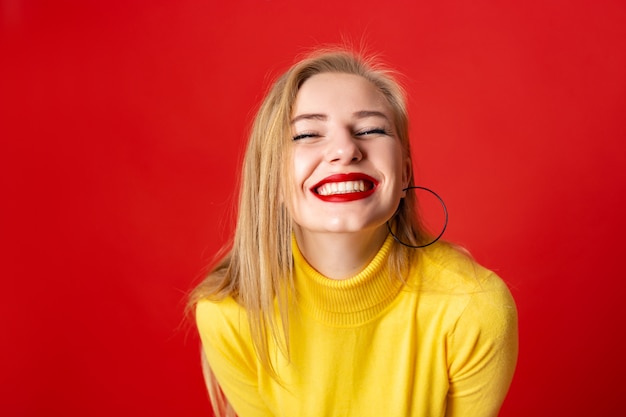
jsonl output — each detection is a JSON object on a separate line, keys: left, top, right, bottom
{"left": 292, "top": 234, "right": 405, "bottom": 327}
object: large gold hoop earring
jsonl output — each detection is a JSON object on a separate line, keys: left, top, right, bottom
{"left": 386, "top": 186, "right": 449, "bottom": 249}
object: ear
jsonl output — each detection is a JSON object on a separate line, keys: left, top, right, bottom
{"left": 401, "top": 155, "right": 412, "bottom": 197}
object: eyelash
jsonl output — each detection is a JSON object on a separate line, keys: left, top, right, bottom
{"left": 292, "top": 133, "right": 319, "bottom": 141}
{"left": 292, "top": 128, "right": 391, "bottom": 141}
{"left": 356, "top": 128, "right": 390, "bottom": 136}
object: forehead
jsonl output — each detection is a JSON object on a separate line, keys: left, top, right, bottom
{"left": 293, "top": 73, "right": 392, "bottom": 116}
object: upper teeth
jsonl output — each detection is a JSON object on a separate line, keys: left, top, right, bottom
{"left": 317, "top": 180, "right": 367, "bottom": 196}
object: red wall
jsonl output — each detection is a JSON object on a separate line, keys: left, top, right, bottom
{"left": 2, "top": 1, "right": 625, "bottom": 415}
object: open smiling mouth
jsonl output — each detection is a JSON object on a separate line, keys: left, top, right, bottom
{"left": 312, "top": 174, "right": 378, "bottom": 202}
{"left": 316, "top": 180, "right": 372, "bottom": 196}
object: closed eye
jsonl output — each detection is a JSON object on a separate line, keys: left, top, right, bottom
{"left": 355, "top": 128, "right": 391, "bottom": 137}
{"left": 292, "top": 132, "right": 320, "bottom": 141}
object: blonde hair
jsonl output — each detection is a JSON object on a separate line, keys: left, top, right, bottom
{"left": 189, "top": 48, "right": 430, "bottom": 415}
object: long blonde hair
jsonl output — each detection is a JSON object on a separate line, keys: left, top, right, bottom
{"left": 189, "top": 48, "right": 429, "bottom": 415}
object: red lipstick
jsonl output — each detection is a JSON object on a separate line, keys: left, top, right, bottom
{"left": 311, "top": 173, "right": 378, "bottom": 202}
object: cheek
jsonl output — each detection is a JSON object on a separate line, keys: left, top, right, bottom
{"left": 292, "top": 148, "right": 316, "bottom": 187}
{"left": 381, "top": 145, "right": 407, "bottom": 179}
{"left": 291, "top": 159, "right": 305, "bottom": 190}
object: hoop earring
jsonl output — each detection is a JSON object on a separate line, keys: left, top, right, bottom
{"left": 386, "top": 186, "right": 449, "bottom": 249}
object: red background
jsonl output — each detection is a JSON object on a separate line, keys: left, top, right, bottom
{"left": 2, "top": 1, "right": 625, "bottom": 416}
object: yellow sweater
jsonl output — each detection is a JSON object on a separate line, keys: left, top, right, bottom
{"left": 196, "top": 235, "right": 518, "bottom": 416}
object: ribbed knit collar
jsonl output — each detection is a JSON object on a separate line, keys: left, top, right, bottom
{"left": 292, "top": 234, "right": 405, "bottom": 327}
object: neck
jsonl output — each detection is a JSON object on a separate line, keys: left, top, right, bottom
{"left": 293, "top": 226, "right": 389, "bottom": 280}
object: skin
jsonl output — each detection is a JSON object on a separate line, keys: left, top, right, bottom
{"left": 289, "top": 73, "right": 411, "bottom": 279}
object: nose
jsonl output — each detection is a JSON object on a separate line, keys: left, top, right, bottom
{"left": 325, "top": 129, "right": 363, "bottom": 165}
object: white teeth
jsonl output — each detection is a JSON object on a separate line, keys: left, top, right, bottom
{"left": 317, "top": 180, "right": 368, "bottom": 196}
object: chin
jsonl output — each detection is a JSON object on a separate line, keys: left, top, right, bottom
{"left": 322, "top": 219, "right": 389, "bottom": 235}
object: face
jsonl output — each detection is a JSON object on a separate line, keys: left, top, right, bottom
{"left": 288, "top": 72, "right": 411, "bottom": 239}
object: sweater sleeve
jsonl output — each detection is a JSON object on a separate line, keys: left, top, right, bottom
{"left": 445, "top": 273, "right": 519, "bottom": 417}
{"left": 195, "top": 298, "right": 274, "bottom": 417}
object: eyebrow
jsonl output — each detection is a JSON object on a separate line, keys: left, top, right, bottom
{"left": 291, "top": 113, "right": 327, "bottom": 124}
{"left": 353, "top": 110, "right": 390, "bottom": 121}
{"left": 291, "top": 110, "right": 390, "bottom": 124}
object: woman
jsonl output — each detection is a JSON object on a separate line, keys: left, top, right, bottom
{"left": 190, "top": 49, "right": 518, "bottom": 417}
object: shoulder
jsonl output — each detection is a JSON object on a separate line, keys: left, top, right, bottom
{"left": 410, "top": 243, "right": 517, "bottom": 334}
{"left": 415, "top": 242, "right": 512, "bottom": 298}
{"left": 196, "top": 297, "right": 252, "bottom": 349}
{"left": 196, "top": 296, "right": 244, "bottom": 317}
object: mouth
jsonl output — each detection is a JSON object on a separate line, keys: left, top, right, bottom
{"left": 311, "top": 173, "right": 378, "bottom": 202}
{"left": 316, "top": 180, "right": 370, "bottom": 196}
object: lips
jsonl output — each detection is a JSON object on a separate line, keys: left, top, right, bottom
{"left": 311, "top": 173, "right": 378, "bottom": 202}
